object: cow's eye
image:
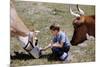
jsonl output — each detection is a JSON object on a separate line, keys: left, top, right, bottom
{"left": 76, "top": 17, "right": 80, "bottom": 20}
{"left": 73, "top": 24, "right": 78, "bottom": 29}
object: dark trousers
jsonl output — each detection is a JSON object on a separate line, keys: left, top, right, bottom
{"left": 51, "top": 46, "right": 70, "bottom": 58}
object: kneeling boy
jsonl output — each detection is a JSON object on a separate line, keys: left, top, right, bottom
{"left": 41, "top": 23, "right": 70, "bottom": 61}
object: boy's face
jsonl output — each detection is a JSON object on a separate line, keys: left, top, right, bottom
{"left": 50, "top": 30, "right": 58, "bottom": 36}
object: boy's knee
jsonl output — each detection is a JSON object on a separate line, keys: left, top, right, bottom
{"left": 52, "top": 48, "right": 59, "bottom": 52}
{"left": 52, "top": 48, "right": 63, "bottom": 57}
{"left": 64, "top": 46, "right": 70, "bottom": 53}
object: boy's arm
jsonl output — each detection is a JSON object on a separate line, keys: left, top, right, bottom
{"left": 52, "top": 41, "right": 64, "bottom": 48}
{"left": 41, "top": 40, "right": 53, "bottom": 51}
{"left": 41, "top": 41, "right": 64, "bottom": 51}
{"left": 52, "top": 33, "right": 67, "bottom": 48}
{"left": 41, "top": 44, "right": 52, "bottom": 51}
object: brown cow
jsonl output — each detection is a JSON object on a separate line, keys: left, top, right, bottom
{"left": 70, "top": 5, "right": 95, "bottom": 45}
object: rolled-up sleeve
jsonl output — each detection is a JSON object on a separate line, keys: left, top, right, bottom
{"left": 60, "top": 33, "right": 66, "bottom": 43}
{"left": 60, "top": 33, "right": 70, "bottom": 46}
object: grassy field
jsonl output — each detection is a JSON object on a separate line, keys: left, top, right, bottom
{"left": 10, "top": 1, "right": 95, "bottom": 66}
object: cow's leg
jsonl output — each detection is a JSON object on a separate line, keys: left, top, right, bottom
{"left": 10, "top": 2, "right": 34, "bottom": 49}
{"left": 10, "top": 6, "right": 30, "bottom": 37}
{"left": 10, "top": 3, "right": 41, "bottom": 45}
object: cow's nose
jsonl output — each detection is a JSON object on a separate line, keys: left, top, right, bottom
{"left": 70, "top": 40, "right": 73, "bottom": 45}
{"left": 70, "top": 40, "right": 77, "bottom": 46}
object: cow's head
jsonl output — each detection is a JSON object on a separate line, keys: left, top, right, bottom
{"left": 70, "top": 5, "right": 87, "bottom": 45}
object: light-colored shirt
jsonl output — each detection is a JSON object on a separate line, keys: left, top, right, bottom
{"left": 53, "top": 31, "right": 70, "bottom": 47}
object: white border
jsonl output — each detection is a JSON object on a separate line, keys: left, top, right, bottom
{"left": 0, "top": 0, "right": 10, "bottom": 67}
{"left": 18, "top": 0, "right": 96, "bottom": 5}
{"left": 0, "top": 0, "right": 99, "bottom": 67}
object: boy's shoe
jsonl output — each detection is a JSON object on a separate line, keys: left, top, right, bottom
{"left": 59, "top": 52, "right": 68, "bottom": 61}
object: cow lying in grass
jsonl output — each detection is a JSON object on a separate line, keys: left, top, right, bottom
{"left": 69, "top": 5, "right": 95, "bottom": 46}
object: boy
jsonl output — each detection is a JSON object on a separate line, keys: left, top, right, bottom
{"left": 41, "top": 23, "right": 70, "bottom": 61}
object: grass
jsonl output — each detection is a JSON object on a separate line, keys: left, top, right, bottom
{"left": 10, "top": 1, "right": 95, "bottom": 66}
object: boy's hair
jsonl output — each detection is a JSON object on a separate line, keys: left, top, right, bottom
{"left": 50, "top": 23, "right": 60, "bottom": 31}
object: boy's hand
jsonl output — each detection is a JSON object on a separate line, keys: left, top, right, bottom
{"left": 40, "top": 43, "right": 52, "bottom": 51}
{"left": 48, "top": 43, "right": 52, "bottom": 48}
{"left": 52, "top": 43, "right": 57, "bottom": 47}
{"left": 52, "top": 43, "right": 62, "bottom": 48}
{"left": 40, "top": 48, "right": 46, "bottom": 51}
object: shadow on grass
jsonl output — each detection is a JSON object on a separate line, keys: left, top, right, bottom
{"left": 11, "top": 51, "right": 58, "bottom": 61}
{"left": 10, "top": 51, "right": 35, "bottom": 60}
{"left": 40, "top": 53, "right": 59, "bottom": 61}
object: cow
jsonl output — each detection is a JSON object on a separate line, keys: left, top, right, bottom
{"left": 69, "top": 5, "right": 95, "bottom": 46}
{"left": 10, "top": 1, "right": 41, "bottom": 58}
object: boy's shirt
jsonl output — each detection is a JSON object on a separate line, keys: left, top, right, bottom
{"left": 52, "top": 31, "right": 70, "bottom": 48}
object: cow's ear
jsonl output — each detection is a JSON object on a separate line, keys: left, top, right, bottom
{"left": 34, "top": 30, "right": 40, "bottom": 36}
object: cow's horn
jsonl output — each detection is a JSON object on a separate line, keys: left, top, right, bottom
{"left": 69, "top": 5, "right": 80, "bottom": 17}
{"left": 77, "top": 5, "right": 84, "bottom": 15}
